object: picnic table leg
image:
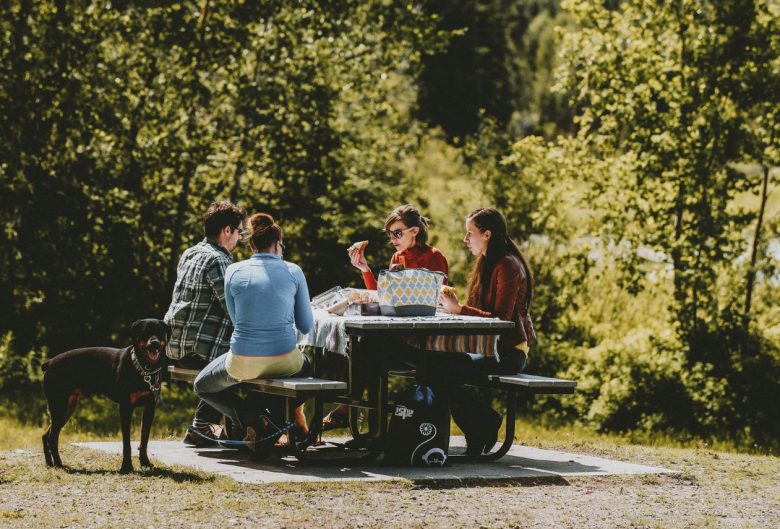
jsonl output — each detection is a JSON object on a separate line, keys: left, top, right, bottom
{"left": 347, "top": 336, "right": 362, "bottom": 439}
{"left": 478, "top": 388, "right": 517, "bottom": 462}
{"left": 377, "top": 361, "right": 388, "bottom": 438}
{"left": 306, "top": 347, "right": 325, "bottom": 446}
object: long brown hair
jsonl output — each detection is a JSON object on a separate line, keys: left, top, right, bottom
{"left": 466, "top": 208, "right": 533, "bottom": 314}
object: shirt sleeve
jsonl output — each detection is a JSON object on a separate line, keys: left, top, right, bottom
{"left": 224, "top": 266, "right": 237, "bottom": 324}
{"left": 205, "top": 256, "right": 230, "bottom": 315}
{"left": 362, "top": 270, "right": 378, "bottom": 290}
{"left": 459, "top": 261, "right": 520, "bottom": 321}
{"left": 292, "top": 265, "right": 314, "bottom": 334}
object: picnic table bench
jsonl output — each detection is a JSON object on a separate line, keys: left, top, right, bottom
{"left": 388, "top": 368, "right": 576, "bottom": 461}
{"left": 167, "top": 366, "right": 346, "bottom": 458}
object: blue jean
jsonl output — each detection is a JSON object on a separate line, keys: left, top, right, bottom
{"left": 194, "top": 352, "right": 312, "bottom": 433}
{"left": 426, "top": 349, "right": 527, "bottom": 440}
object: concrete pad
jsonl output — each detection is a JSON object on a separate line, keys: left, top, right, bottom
{"left": 76, "top": 437, "right": 675, "bottom": 484}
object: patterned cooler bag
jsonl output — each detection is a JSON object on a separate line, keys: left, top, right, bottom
{"left": 377, "top": 267, "right": 445, "bottom": 317}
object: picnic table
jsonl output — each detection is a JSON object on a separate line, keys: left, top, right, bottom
{"left": 297, "top": 308, "right": 575, "bottom": 461}
{"left": 170, "top": 308, "right": 575, "bottom": 463}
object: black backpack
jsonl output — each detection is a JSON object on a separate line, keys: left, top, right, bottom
{"left": 384, "top": 385, "right": 450, "bottom": 467}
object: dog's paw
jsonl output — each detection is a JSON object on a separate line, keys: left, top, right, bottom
{"left": 139, "top": 458, "right": 153, "bottom": 469}
{"left": 119, "top": 463, "right": 134, "bottom": 474}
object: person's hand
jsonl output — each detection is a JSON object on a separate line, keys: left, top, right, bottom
{"left": 439, "top": 289, "right": 462, "bottom": 314}
{"left": 348, "top": 246, "right": 370, "bottom": 273}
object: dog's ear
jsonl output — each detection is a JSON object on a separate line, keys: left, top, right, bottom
{"left": 131, "top": 319, "right": 143, "bottom": 340}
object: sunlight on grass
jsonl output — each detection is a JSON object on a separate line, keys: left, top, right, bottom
{"left": 0, "top": 415, "right": 121, "bottom": 451}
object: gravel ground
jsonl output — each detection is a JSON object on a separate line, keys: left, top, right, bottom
{"left": 1, "top": 438, "right": 777, "bottom": 528}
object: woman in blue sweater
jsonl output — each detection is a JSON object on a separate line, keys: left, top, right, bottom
{"left": 194, "top": 213, "right": 313, "bottom": 448}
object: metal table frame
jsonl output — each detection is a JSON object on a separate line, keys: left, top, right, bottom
{"left": 306, "top": 316, "right": 516, "bottom": 460}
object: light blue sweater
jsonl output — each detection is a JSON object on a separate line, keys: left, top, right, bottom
{"left": 224, "top": 253, "right": 313, "bottom": 356}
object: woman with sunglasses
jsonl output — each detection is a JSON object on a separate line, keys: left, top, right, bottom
{"left": 348, "top": 204, "right": 449, "bottom": 289}
{"left": 194, "top": 213, "right": 314, "bottom": 454}
{"left": 322, "top": 204, "right": 450, "bottom": 436}
{"left": 437, "top": 207, "right": 535, "bottom": 456}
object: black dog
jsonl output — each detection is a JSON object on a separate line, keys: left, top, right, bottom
{"left": 42, "top": 319, "right": 170, "bottom": 473}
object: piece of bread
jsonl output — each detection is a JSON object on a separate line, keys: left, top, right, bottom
{"left": 440, "top": 285, "right": 456, "bottom": 297}
{"left": 348, "top": 240, "right": 368, "bottom": 255}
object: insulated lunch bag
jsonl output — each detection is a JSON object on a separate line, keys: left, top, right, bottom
{"left": 377, "top": 267, "right": 445, "bottom": 317}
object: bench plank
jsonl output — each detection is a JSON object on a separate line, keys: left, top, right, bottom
{"left": 167, "top": 367, "right": 346, "bottom": 392}
{"left": 488, "top": 373, "right": 577, "bottom": 388}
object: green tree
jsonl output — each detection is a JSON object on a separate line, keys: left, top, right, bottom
{"left": 547, "top": 0, "right": 780, "bottom": 443}
{"left": 418, "top": 0, "right": 573, "bottom": 138}
{"left": 0, "top": 1, "right": 446, "bottom": 383}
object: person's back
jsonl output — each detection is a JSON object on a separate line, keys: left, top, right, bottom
{"left": 166, "top": 240, "right": 234, "bottom": 361}
{"left": 225, "top": 254, "right": 313, "bottom": 356}
{"left": 192, "top": 213, "right": 314, "bottom": 446}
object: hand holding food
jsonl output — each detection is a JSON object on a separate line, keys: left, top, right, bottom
{"left": 348, "top": 240, "right": 368, "bottom": 255}
{"left": 347, "top": 240, "right": 370, "bottom": 272}
{"left": 438, "top": 284, "right": 461, "bottom": 314}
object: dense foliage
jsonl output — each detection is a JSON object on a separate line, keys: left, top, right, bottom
{"left": 1, "top": 0, "right": 777, "bottom": 450}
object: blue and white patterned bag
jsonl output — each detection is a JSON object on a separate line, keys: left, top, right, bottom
{"left": 377, "top": 267, "right": 445, "bottom": 317}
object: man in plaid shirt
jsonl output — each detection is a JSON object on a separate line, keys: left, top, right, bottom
{"left": 165, "top": 200, "right": 246, "bottom": 446}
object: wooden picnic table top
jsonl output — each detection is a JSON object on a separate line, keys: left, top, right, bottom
{"left": 342, "top": 315, "right": 514, "bottom": 332}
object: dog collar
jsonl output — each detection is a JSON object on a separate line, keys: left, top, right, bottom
{"left": 131, "top": 348, "right": 162, "bottom": 398}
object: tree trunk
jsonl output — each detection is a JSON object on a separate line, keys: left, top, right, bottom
{"left": 743, "top": 161, "right": 772, "bottom": 325}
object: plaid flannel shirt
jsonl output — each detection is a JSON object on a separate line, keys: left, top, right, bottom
{"left": 164, "top": 238, "right": 234, "bottom": 362}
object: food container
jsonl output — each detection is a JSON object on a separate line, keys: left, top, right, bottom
{"left": 360, "top": 302, "right": 381, "bottom": 316}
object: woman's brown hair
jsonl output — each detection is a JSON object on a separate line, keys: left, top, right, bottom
{"left": 383, "top": 204, "right": 430, "bottom": 246}
{"left": 247, "top": 213, "right": 282, "bottom": 252}
{"left": 466, "top": 208, "right": 533, "bottom": 314}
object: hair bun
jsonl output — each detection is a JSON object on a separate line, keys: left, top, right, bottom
{"left": 253, "top": 213, "right": 275, "bottom": 230}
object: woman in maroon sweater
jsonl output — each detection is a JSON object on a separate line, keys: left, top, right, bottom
{"left": 438, "top": 207, "right": 535, "bottom": 456}
{"left": 323, "top": 204, "right": 449, "bottom": 434}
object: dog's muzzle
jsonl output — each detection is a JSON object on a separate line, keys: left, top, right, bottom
{"left": 145, "top": 338, "right": 163, "bottom": 363}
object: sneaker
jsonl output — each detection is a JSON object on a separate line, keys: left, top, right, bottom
{"left": 183, "top": 424, "right": 226, "bottom": 448}
{"left": 244, "top": 423, "right": 275, "bottom": 461}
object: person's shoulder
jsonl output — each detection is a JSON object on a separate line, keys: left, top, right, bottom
{"left": 203, "top": 243, "right": 232, "bottom": 263}
{"left": 428, "top": 246, "right": 447, "bottom": 258}
{"left": 498, "top": 253, "right": 523, "bottom": 273}
{"left": 285, "top": 260, "right": 305, "bottom": 275}
{"left": 225, "top": 260, "right": 243, "bottom": 273}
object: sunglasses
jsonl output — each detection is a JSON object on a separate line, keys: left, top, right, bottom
{"left": 385, "top": 227, "right": 413, "bottom": 240}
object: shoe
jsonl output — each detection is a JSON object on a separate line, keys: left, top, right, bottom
{"left": 243, "top": 425, "right": 257, "bottom": 451}
{"left": 321, "top": 408, "right": 350, "bottom": 432}
{"left": 464, "top": 410, "right": 502, "bottom": 457}
{"left": 344, "top": 434, "right": 382, "bottom": 450}
{"left": 244, "top": 421, "right": 274, "bottom": 461}
{"left": 183, "top": 424, "right": 226, "bottom": 448}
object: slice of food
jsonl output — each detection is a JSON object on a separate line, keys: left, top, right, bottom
{"left": 440, "top": 285, "right": 456, "bottom": 297}
{"left": 348, "top": 240, "right": 368, "bottom": 255}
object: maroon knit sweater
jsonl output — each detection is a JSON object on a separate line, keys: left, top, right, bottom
{"left": 460, "top": 253, "right": 535, "bottom": 355}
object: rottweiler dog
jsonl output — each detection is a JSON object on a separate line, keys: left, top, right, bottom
{"left": 42, "top": 319, "right": 171, "bottom": 473}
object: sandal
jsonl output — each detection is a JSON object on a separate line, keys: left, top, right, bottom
{"left": 321, "top": 409, "right": 349, "bottom": 431}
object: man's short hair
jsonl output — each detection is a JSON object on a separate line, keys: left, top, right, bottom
{"left": 203, "top": 201, "right": 247, "bottom": 238}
